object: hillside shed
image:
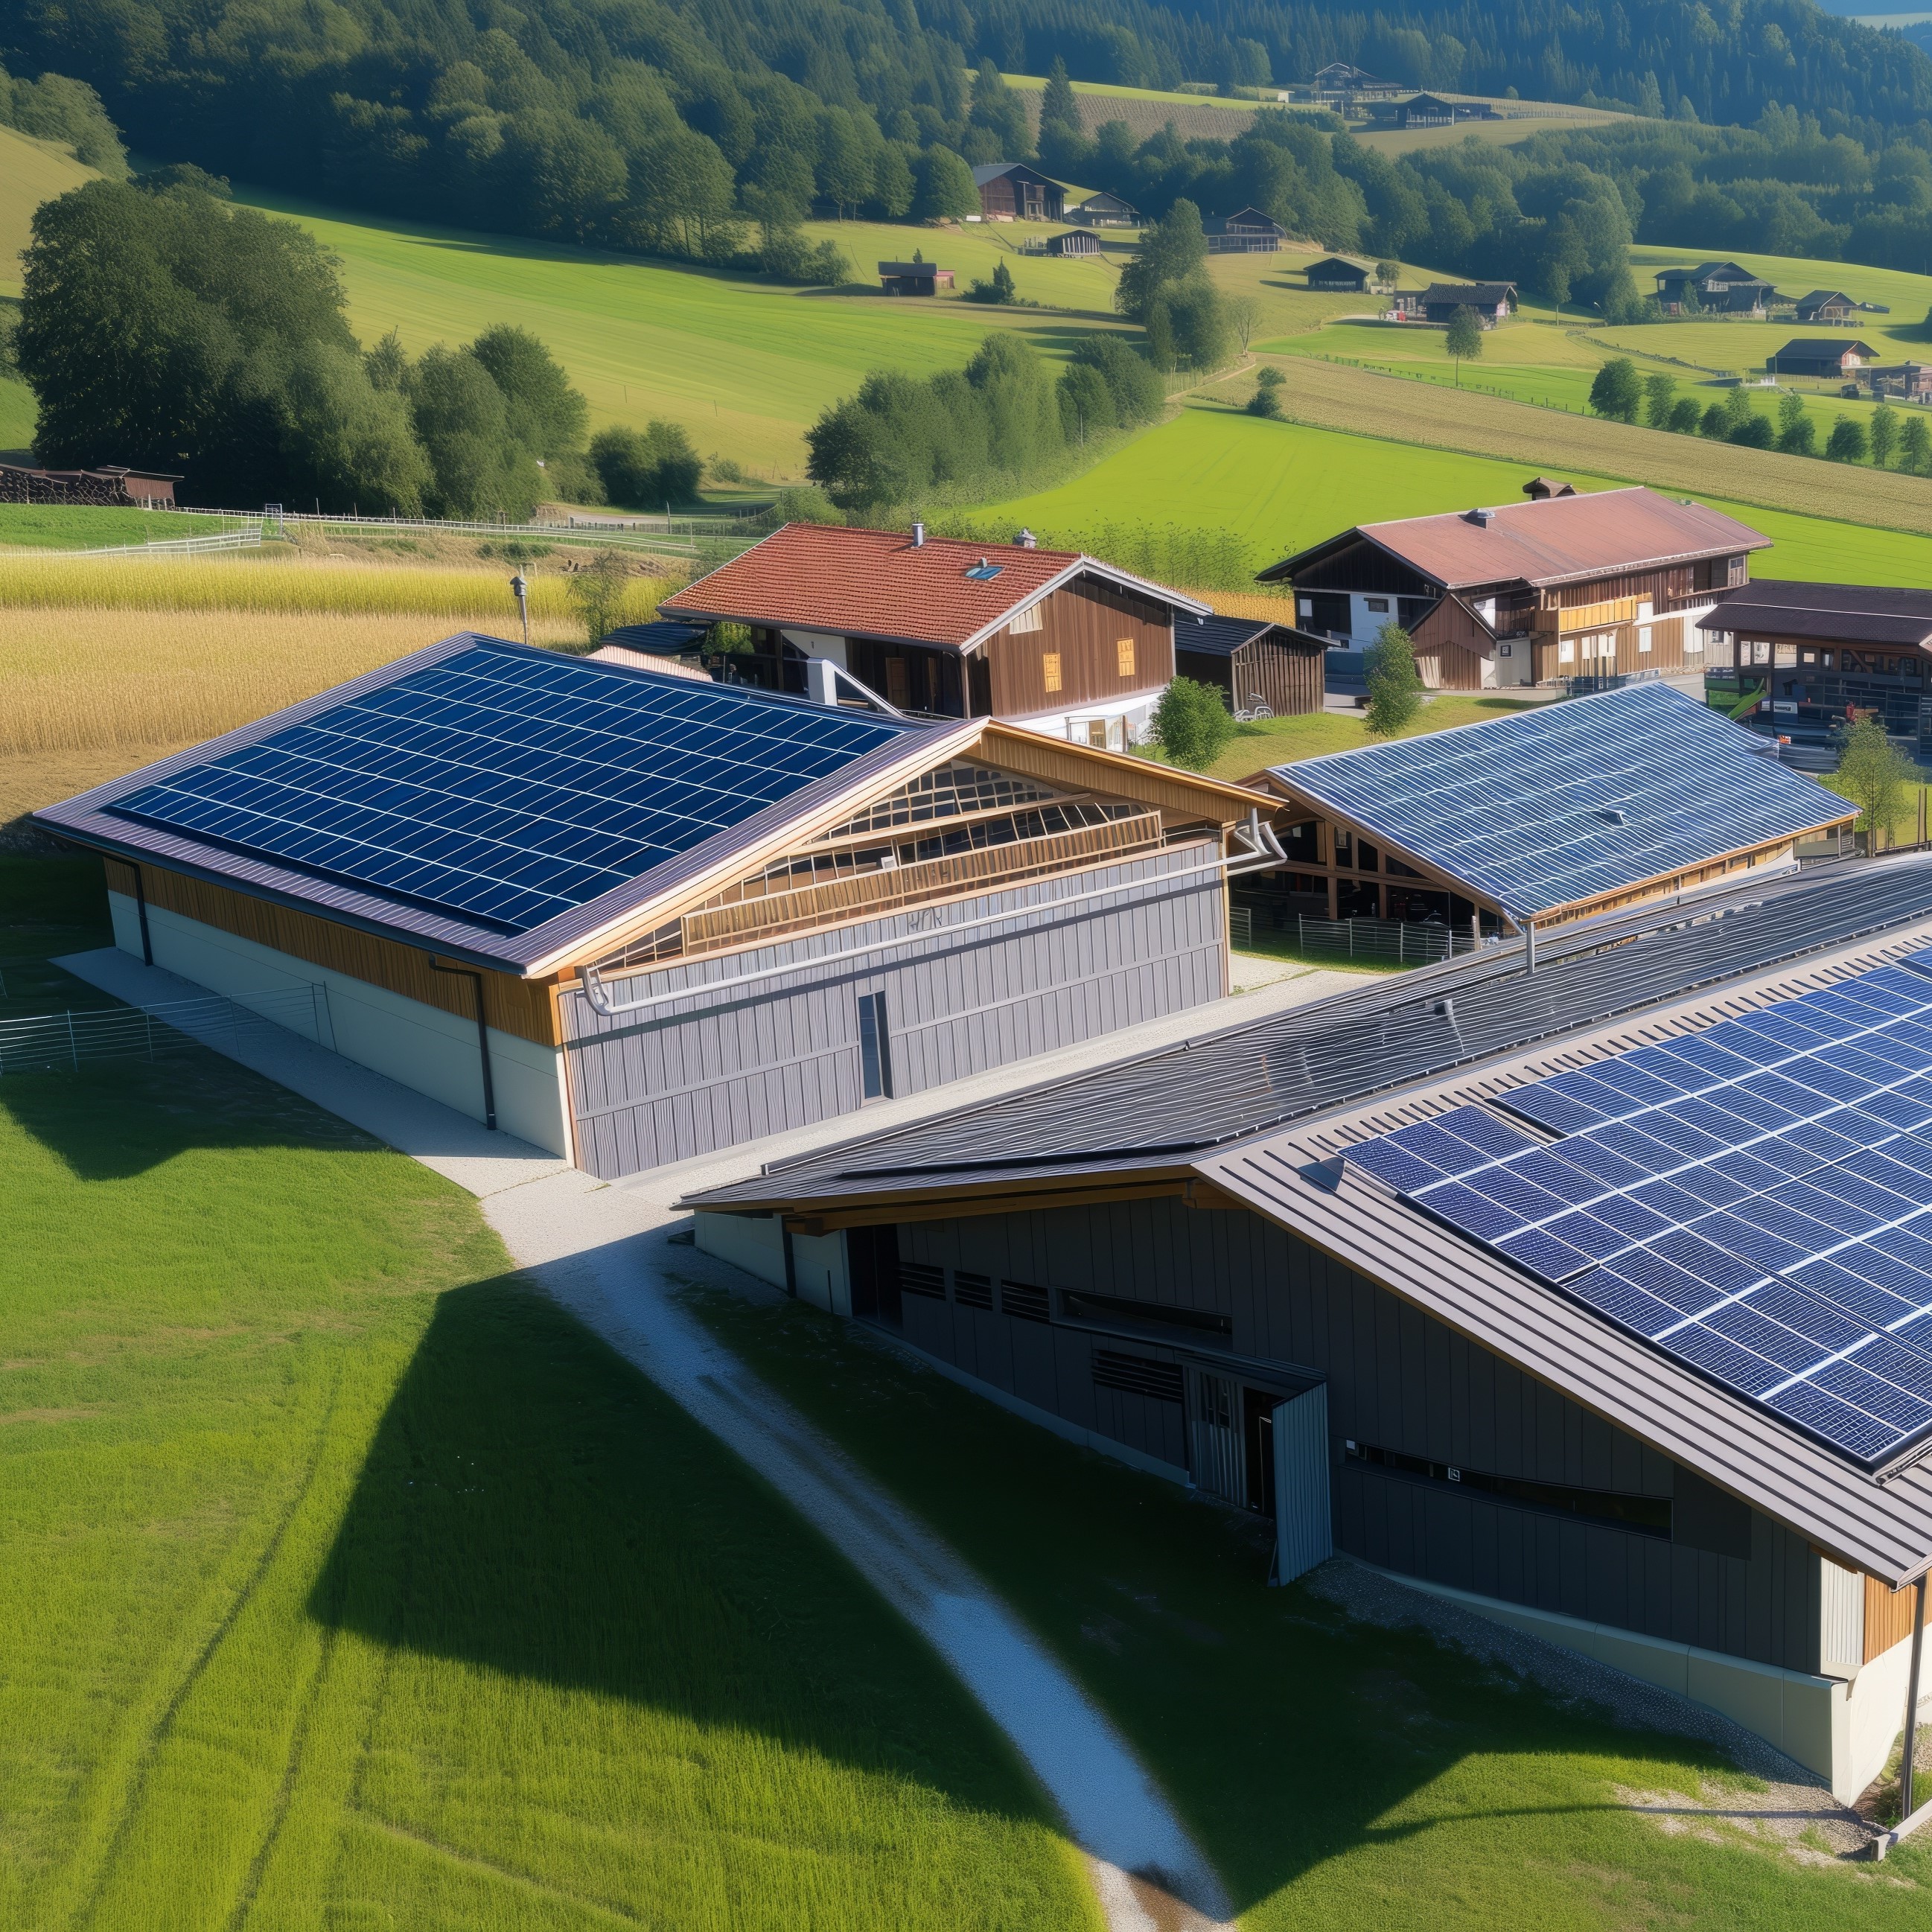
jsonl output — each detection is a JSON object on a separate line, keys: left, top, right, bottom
{"left": 1067, "top": 191, "right": 1140, "bottom": 226}
{"left": 1304, "top": 256, "right": 1372, "bottom": 291}
{"left": 1203, "top": 207, "right": 1284, "bottom": 253}
{"left": 1174, "top": 613, "right": 1328, "bottom": 716}
{"left": 879, "top": 261, "right": 954, "bottom": 294}
{"left": 1794, "top": 290, "right": 1858, "bottom": 325}
{"left": 39, "top": 636, "right": 1269, "bottom": 1179}
{"left": 1769, "top": 338, "right": 1879, "bottom": 378}
{"left": 683, "top": 858, "right": 1932, "bottom": 1804}
{"left": 1240, "top": 681, "right": 1852, "bottom": 932}
{"left": 972, "top": 163, "right": 1063, "bottom": 222}
{"left": 0, "top": 462, "right": 182, "bottom": 507}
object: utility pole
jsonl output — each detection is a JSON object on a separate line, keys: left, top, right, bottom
{"left": 509, "top": 572, "right": 529, "bottom": 645}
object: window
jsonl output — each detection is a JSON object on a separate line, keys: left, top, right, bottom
{"left": 1558, "top": 638, "right": 1575, "bottom": 664}
{"left": 1042, "top": 651, "right": 1062, "bottom": 692}
{"left": 1344, "top": 1440, "right": 1671, "bottom": 1539}
{"left": 1365, "top": 596, "right": 1389, "bottom": 613}
{"left": 1497, "top": 643, "right": 1511, "bottom": 657}
{"left": 1638, "top": 627, "right": 1653, "bottom": 654}
{"left": 1116, "top": 637, "right": 1136, "bottom": 678}
{"left": 1062, "top": 1287, "right": 1232, "bottom": 1339}
{"left": 1010, "top": 603, "right": 1043, "bottom": 635}
{"left": 857, "top": 992, "right": 893, "bottom": 1100}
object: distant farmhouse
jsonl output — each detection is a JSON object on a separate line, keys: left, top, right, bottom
{"left": 1257, "top": 483, "right": 1769, "bottom": 689}
{"left": 0, "top": 462, "right": 181, "bottom": 508}
{"left": 1863, "top": 360, "right": 1932, "bottom": 402}
{"left": 1767, "top": 337, "right": 1880, "bottom": 379}
{"left": 1066, "top": 190, "right": 1139, "bottom": 227}
{"left": 970, "top": 162, "right": 1062, "bottom": 223}
{"left": 1654, "top": 261, "right": 1777, "bottom": 315}
{"left": 1304, "top": 255, "right": 1374, "bottom": 292}
{"left": 1365, "top": 92, "right": 1499, "bottom": 129}
{"left": 878, "top": 259, "right": 954, "bottom": 296}
{"left": 1203, "top": 207, "right": 1286, "bottom": 253}
{"left": 1794, "top": 290, "right": 1858, "bottom": 326}
{"left": 1390, "top": 281, "right": 1517, "bottom": 326}
{"left": 1304, "top": 62, "right": 1403, "bottom": 104}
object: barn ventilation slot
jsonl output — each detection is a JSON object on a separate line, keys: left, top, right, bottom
{"left": 1092, "top": 1351, "right": 1184, "bottom": 1403}
{"left": 953, "top": 1270, "right": 995, "bottom": 1309}
{"left": 899, "top": 1260, "right": 947, "bottom": 1298}
{"left": 1001, "top": 1281, "right": 1051, "bottom": 1322}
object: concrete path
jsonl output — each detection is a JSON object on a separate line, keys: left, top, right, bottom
{"left": 50, "top": 943, "right": 1259, "bottom": 1930}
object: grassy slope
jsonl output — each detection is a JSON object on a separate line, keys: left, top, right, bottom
{"left": 0, "top": 855, "right": 1096, "bottom": 1932}
{"left": 0, "top": 121, "right": 89, "bottom": 445}
{"left": 692, "top": 1287, "right": 1932, "bottom": 1928}
{"left": 981, "top": 403, "right": 1932, "bottom": 584}
{"left": 234, "top": 192, "right": 1135, "bottom": 475}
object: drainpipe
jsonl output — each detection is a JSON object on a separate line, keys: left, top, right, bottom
{"left": 430, "top": 959, "right": 497, "bottom": 1132}
{"left": 1904, "top": 1575, "right": 1928, "bottom": 1824}
{"left": 1523, "top": 916, "right": 1537, "bottom": 976}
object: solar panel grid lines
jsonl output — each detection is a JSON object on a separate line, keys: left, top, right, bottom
{"left": 1344, "top": 953, "right": 1932, "bottom": 1467}
{"left": 1274, "top": 682, "right": 1843, "bottom": 918}
{"left": 109, "top": 644, "right": 919, "bottom": 934}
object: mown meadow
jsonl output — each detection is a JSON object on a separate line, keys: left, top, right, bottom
{"left": 0, "top": 858, "right": 1097, "bottom": 1932}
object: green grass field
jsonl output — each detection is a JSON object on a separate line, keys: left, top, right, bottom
{"left": 983, "top": 403, "right": 1932, "bottom": 584}
{"left": 0, "top": 858, "right": 1094, "bottom": 1932}
{"left": 691, "top": 1286, "right": 1932, "bottom": 1929}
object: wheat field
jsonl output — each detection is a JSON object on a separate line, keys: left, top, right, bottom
{"left": 0, "top": 605, "right": 590, "bottom": 823}
{"left": 0, "top": 552, "right": 673, "bottom": 623}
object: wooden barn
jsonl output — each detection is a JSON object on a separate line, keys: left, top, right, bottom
{"left": 1203, "top": 207, "right": 1285, "bottom": 254}
{"left": 1174, "top": 613, "right": 1329, "bottom": 717}
{"left": 1066, "top": 191, "right": 1140, "bottom": 226}
{"left": 971, "top": 163, "right": 1064, "bottom": 223}
{"left": 1768, "top": 338, "right": 1880, "bottom": 379}
{"left": 879, "top": 260, "right": 954, "bottom": 295}
{"left": 0, "top": 462, "right": 182, "bottom": 507}
{"left": 1041, "top": 229, "right": 1100, "bottom": 257}
{"left": 1304, "top": 256, "right": 1373, "bottom": 292}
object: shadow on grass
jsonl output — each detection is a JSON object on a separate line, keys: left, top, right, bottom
{"left": 306, "top": 1275, "right": 1064, "bottom": 1830}
{"left": 686, "top": 1287, "right": 1804, "bottom": 1917}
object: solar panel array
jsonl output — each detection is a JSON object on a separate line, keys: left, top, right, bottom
{"left": 1275, "top": 683, "right": 1842, "bottom": 919}
{"left": 109, "top": 644, "right": 916, "bottom": 932}
{"left": 1347, "top": 949, "right": 1932, "bottom": 1468}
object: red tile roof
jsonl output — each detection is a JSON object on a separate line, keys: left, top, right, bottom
{"left": 662, "top": 523, "right": 1206, "bottom": 650}
{"left": 1260, "top": 486, "right": 1770, "bottom": 592}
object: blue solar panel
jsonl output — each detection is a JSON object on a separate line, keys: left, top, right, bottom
{"left": 1270, "top": 683, "right": 1845, "bottom": 921}
{"left": 108, "top": 643, "right": 919, "bottom": 932}
{"left": 1344, "top": 954, "right": 1932, "bottom": 1467}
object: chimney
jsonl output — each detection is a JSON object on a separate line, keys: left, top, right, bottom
{"left": 911, "top": 520, "right": 925, "bottom": 546}
{"left": 1016, "top": 526, "right": 1037, "bottom": 548}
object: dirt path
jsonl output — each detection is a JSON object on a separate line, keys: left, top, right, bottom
{"left": 487, "top": 1174, "right": 1236, "bottom": 1932}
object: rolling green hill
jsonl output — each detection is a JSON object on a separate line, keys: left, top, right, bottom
{"left": 979, "top": 403, "right": 1932, "bottom": 586}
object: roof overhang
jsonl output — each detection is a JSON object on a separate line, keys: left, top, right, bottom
{"left": 664, "top": 557, "right": 1213, "bottom": 654}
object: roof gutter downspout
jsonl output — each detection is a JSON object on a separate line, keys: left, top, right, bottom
{"left": 580, "top": 815, "right": 1284, "bottom": 1022}
{"left": 1878, "top": 1576, "right": 1931, "bottom": 1858}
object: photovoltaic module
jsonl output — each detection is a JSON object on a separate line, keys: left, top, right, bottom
{"left": 1346, "top": 949, "right": 1932, "bottom": 1467}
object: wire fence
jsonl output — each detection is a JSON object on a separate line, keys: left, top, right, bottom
{"left": 66, "top": 526, "right": 267, "bottom": 558}
{"left": 1230, "top": 909, "right": 1491, "bottom": 965}
{"left": 0, "top": 983, "right": 334, "bottom": 1077}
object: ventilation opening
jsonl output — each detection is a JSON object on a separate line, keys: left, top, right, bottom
{"left": 953, "top": 1270, "right": 994, "bottom": 1310}
{"left": 899, "top": 1260, "right": 946, "bottom": 1299}
{"left": 1092, "top": 1351, "right": 1184, "bottom": 1402}
{"left": 1001, "top": 1281, "right": 1051, "bottom": 1322}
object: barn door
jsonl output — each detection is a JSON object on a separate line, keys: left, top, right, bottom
{"left": 1187, "top": 1366, "right": 1246, "bottom": 1507}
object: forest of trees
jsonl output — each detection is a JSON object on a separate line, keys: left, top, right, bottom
{"left": 10, "top": 174, "right": 701, "bottom": 514}
{"left": 11, "top": 0, "right": 1932, "bottom": 288}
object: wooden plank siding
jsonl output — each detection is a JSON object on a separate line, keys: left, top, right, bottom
{"left": 1176, "top": 634, "right": 1325, "bottom": 715}
{"left": 985, "top": 578, "right": 1175, "bottom": 720}
{"left": 1411, "top": 596, "right": 1492, "bottom": 690}
{"left": 898, "top": 1193, "right": 1823, "bottom": 1674}
{"left": 97, "top": 855, "right": 561, "bottom": 1046}
{"left": 1866, "top": 1573, "right": 1924, "bottom": 1662}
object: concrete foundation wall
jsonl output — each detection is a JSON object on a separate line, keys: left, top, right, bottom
{"left": 109, "top": 893, "right": 568, "bottom": 1155}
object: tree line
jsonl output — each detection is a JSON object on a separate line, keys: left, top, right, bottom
{"left": 13, "top": 0, "right": 1932, "bottom": 290}
{"left": 15, "top": 176, "right": 702, "bottom": 514}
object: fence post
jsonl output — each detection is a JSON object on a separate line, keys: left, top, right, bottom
{"left": 1398, "top": 924, "right": 1406, "bottom": 963}
{"left": 66, "top": 1008, "right": 78, "bottom": 1070}
{"left": 146, "top": 1011, "right": 154, "bottom": 1059}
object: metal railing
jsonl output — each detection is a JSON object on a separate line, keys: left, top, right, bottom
{"left": 1276, "top": 915, "right": 1489, "bottom": 966}
{"left": 0, "top": 983, "right": 334, "bottom": 1076}
{"left": 64, "top": 526, "right": 267, "bottom": 558}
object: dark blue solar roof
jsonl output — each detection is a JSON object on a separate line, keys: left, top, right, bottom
{"left": 1181, "top": 614, "right": 1283, "bottom": 657}
{"left": 109, "top": 642, "right": 921, "bottom": 934}
{"left": 1274, "top": 683, "right": 1845, "bottom": 919}
{"left": 1347, "top": 947, "right": 1932, "bottom": 1467}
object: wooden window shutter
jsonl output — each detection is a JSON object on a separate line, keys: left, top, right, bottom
{"left": 1042, "top": 651, "right": 1062, "bottom": 692}
{"left": 1116, "top": 637, "right": 1135, "bottom": 678}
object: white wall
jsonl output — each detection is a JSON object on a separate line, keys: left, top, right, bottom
{"left": 692, "top": 1211, "right": 849, "bottom": 1315}
{"left": 108, "top": 892, "right": 567, "bottom": 1155}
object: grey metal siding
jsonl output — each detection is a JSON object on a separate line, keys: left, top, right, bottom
{"left": 894, "top": 1197, "right": 1818, "bottom": 1673}
{"left": 559, "top": 841, "right": 1225, "bottom": 1179}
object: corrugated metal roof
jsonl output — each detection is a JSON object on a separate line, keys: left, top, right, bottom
{"left": 686, "top": 858, "right": 1932, "bottom": 1580}
{"left": 1259, "top": 486, "right": 1771, "bottom": 591}
{"left": 1700, "top": 580, "right": 1932, "bottom": 648}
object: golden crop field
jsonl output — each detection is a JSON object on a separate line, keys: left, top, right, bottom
{"left": 0, "top": 551, "right": 674, "bottom": 623}
{"left": 1252, "top": 353, "right": 1932, "bottom": 535}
